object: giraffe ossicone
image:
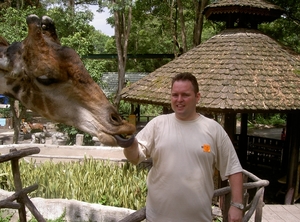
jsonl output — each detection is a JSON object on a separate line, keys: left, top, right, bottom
{"left": 0, "top": 14, "right": 135, "bottom": 146}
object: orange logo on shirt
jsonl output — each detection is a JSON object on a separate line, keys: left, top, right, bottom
{"left": 202, "top": 144, "right": 211, "bottom": 152}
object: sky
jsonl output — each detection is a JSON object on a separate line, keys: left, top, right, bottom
{"left": 89, "top": 5, "right": 114, "bottom": 36}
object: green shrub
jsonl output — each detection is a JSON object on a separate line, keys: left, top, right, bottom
{"left": 248, "top": 113, "right": 286, "bottom": 128}
{"left": 56, "top": 124, "right": 94, "bottom": 145}
{"left": 0, "top": 107, "right": 10, "bottom": 118}
{"left": 0, "top": 209, "right": 12, "bottom": 222}
{"left": 0, "top": 159, "right": 148, "bottom": 210}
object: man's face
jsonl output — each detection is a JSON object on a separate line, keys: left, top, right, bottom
{"left": 171, "top": 80, "right": 200, "bottom": 121}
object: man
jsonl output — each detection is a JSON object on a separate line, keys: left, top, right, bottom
{"left": 120, "top": 72, "right": 243, "bottom": 222}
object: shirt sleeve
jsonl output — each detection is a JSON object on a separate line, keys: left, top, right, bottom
{"left": 215, "top": 126, "right": 243, "bottom": 181}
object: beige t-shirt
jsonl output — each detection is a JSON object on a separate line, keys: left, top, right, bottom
{"left": 136, "top": 113, "right": 242, "bottom": 222}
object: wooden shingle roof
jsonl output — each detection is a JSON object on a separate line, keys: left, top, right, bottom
{"left": 203, "top": 0, "right": 284, "bottom": 23}
{"left": 121, "top": 29, "right": 300, "bottom": 113}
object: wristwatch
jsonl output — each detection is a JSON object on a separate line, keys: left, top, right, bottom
{"left": 230, "top": 201, "right": 244, "bottom": 210}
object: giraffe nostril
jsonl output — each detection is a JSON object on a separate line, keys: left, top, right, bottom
{"left": 110, "top": 113, "right": 122, "bottom": 124}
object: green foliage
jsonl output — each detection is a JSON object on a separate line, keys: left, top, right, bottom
{"left": 0, "top": 173, "right": 9, "bottom": 190}
{"left": 0, "top": 107, "right": 10, "bottom": 118}
{"left": 0, "top": 7, "right": 46, "bottom": 43}
{"left": 118, "top": 100, "right": 132, "bottom": 115}
{"left": 0, "top": 6, "right": 109, "bottom": 57}
{"left": 140, "top": 104, "right": 162, "bottom": 116}
{"left": 0, "top": 159, "right": 148, "bottom": 210}
{"left": 249, "top": 114, "right": 286, "bottom": 128}
{"left": 56, "top": 123, "right": 94, "bottom": 145}
{"left": 45, "top": 7, "right": 97, "bottom": 56}
{"left": 118, "top": 101, "right": 162, "bottom": 117}
{"left": 82, "top": 59, "right": 106, "bottom": 84}
{"left": 259, "top": 0, "right": 300, "bottom": 53}
{"left": 0, "top": 210, "right": 13, "bottom": 222}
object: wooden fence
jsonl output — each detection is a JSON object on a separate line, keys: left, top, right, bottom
{"left": 0, "top": 147, "right": 46, "bottom": 221}
{"left": 234, "top": 134, "right": 285, "bottom": 170}
{"left": 120, "top": 169, "right": 269, "bottom": 222}
{"left": 0, "top": 145, "right": 270, "bottom": 222}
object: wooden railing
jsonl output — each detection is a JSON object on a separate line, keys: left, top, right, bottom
{"left": 234, "top": 135, "right": 285, "bottom": 169}
{"left": 0, "top": 147, "right": 46, "bottom": 222}
{"left": 119, "top": 169, "right": 269, "bottom": 222}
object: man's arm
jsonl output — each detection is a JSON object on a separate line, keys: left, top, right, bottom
{"left": 122, "top": 138, "right": 140, "bottom": 165}
{"left": 228, "top": 172, "right": 243, "bottom": 222}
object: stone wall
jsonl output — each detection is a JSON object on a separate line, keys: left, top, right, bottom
{"left": 0, "top": 189, "right": 135, "bottom": 222}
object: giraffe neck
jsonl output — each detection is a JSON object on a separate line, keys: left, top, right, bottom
{"left": 0, "top": 22, "right": 45, "bottom": 114}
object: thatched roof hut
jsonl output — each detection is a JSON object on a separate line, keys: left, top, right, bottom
{"left": 121, "top": 28, "right": 300, "bottom": 112}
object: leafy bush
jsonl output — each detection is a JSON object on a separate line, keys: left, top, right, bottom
{"left": 55, "top": 124, "right": 94, "bottom": 145}
{"left": 0, "top": 159, "right": 148, "bottom": 210}
{"left": 0, "top": 107, "right": 10, "bottom": 118}
{"left": 249, "top": 113, "right": 286, "bottom": 128}
{"left": 140, "top": 104, "right": 163, "bottom": 116}
{"left": 0, "top": 210, "right": 12, "bottom": 222}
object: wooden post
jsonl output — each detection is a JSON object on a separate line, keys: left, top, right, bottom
{"left": 224, "top": 113, "right": 236, "bottom": 142}
{"left": 238, "top": 113, "right": 248, "bottom": 168}
{"left": 285, "top": 112, "right": 300, "bottom": 204}
{"left": 2, "top": 147, "right": 47, "bottom": 222}
{"left": 10, "top": 148, "right": 27, "bottom": 222}
{"left": 255, "top": 188, "right": 264, "bottom": 222}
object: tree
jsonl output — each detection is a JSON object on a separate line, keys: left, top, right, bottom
{"left": 97, "top": 0, "right": 133, "bottom": 107}
{"left": 259, "top": 0, "right": 300, "bottom": 53}
{"left": 113, "top": 0, "right": 132, "bottom": 107}
{"left": 10, "top": 99, "right": 27, "bottom": 144}
{"left": 193, "top": 0, "right": 209, "bottom": 46}
{"left": 93, "top": 0, "right": 212, "bottom": 108}
{"left": 177, "top": 0, "right": 187, "bottom": 52}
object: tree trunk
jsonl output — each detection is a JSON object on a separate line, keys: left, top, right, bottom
{"left": 193, "top": 0, "right": 208, "bottom": 46}
{"left": 177, "top": 0, "right": 187, "bottom": 53}
{"left": 113, "top": 0, "right": 132, "bottom": 108}
{"left": 170, "top": 0, "right": 179, "bottom": 57}
{"left": 10, "top": 100, "right": 26, "bottom": 144}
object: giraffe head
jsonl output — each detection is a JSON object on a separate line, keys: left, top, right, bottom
{"left": 0, "top": 15, "right": 135, "bottom": 146}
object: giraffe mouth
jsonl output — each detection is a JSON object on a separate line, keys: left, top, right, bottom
{"left": 114, "top": 134, "right": 135, "bottom": 148}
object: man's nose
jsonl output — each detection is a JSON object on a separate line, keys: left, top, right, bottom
{"left": 178, "top": 95, "right": 183, "bottom": 101}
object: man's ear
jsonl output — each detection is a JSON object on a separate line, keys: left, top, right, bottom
{"left": 196, "top": 92, "right": 201, "bottom": 102}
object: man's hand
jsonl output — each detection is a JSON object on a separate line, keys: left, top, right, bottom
{"left": 228, "top": 206, "right": 243, "bottom": 222}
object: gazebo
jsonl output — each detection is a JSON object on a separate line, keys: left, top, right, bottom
{"left": 121, "top": 0, "right": 300, "bottom": 204}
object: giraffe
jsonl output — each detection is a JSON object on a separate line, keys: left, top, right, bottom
{"left": 0, "top": 15, "right": 135, "bottom": 146}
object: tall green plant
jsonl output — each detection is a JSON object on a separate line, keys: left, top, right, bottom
{"left": 0, "top": 159, "right": 148, "bottom": 210}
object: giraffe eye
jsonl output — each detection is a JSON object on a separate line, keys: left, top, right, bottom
{"left": 36, "top": 75, "right": 59, "bottom": 85}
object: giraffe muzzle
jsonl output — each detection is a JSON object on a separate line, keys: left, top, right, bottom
{"left": 114, "top": 134, "right": 135, "bottom": 148}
